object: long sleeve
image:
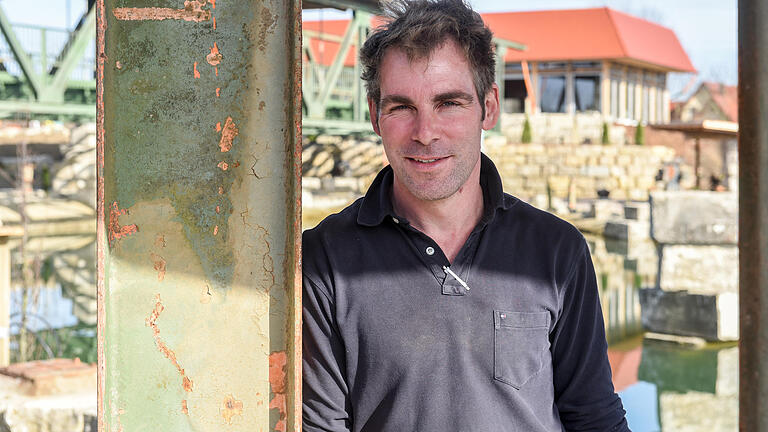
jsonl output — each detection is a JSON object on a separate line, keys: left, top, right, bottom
{"left": 302, "top": 274, "right": 352, "bottom": 431}
{"left": 550, "top": 241, "right": 630, "bottom": 431}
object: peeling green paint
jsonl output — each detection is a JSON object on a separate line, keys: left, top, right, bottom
{"left": 100, "top": 0, "right": 301, "bottom": 430}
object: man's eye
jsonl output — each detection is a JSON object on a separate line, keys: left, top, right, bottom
{"left": 440, "top": 101, "right": 460, "bottom": 108}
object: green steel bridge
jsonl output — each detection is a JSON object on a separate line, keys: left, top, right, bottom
{"left": 0, "top": 2, "right": 95, "bottom": 120}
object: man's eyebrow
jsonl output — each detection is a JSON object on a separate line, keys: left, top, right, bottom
{"left": 433, "top": 91, "right": 474, "bottom": 103}
{"left": 380, "top": 95, "right": 414, "bottom": 107}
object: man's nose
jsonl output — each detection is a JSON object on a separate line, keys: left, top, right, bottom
{"left": 411, "top": 111, "right": 439, "bottom": 146}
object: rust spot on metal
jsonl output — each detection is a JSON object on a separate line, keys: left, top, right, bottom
{"left": 146, "top": 294, "right": 194, "bottom": 393}
{"left": 220, "top": 394, "right": 243, "bottom": 425}
{"left": 213, "top": 16, "right": 216, "bottom": 29}
{"left": 231, "top": 161, "right": 240, "bottom": 168}
{"left": 193, "top": 61, "right": 200, "bottom": 79}
{"left": 150, "top": 253, "right": 167, "bottom": 281}
{"left": 219, "top": 117, "right": 239, "bottom": 152}
{"left": 206, "top": 42, "right": 222, "bottom": 66}
{"left": 210, "top": 0, "right": 216, "bottom": 9}
{"left": 268, "top": 351, "right": 288, "bottom": 432}
{"left": 216, "top": 87, "right": 220, "bottom": 97}
{"left": 115, "top": 61, "right": 122, "bottom": 69}
{"left": 217, "top": 161, "right": 229, "bottom": 171}
{"left": 108, "top": 202, "right": 138, "bottom": 246}
{"left": 113, "top": 1, "right": 210, "bottom": 22}
{"left": 181, "top": 399, "right": 188, "bottom": 415}
{"left": 218, "top": 186, "right": 224, "bottom": 194}
{"left": 215, "top": 205, "right": 220, "bottom": 213}
{"left": 213, "top": 225, "right": 219, "bottom": 236}
{"left": 215, "top": 122, "right": 222, "bottom": 132}
{"left": 258, "top": 101, "right": 265, "bottom": 111}
{"left": 215, "top": 66, "right": 219, "bottom": 76}
{"left": 154, "top": 234, "right": 166, "bottom": 248}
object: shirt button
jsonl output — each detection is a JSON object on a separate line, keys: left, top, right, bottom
{"left": 425, "top": 246, "right": 435, "bottom": 256}
{"left": 392, "top": 217, "right": 399, "bottom": 224}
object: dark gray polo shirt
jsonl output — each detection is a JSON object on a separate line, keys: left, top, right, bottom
{"left": 302, "top": 154, "right": 629, "bottom": 431}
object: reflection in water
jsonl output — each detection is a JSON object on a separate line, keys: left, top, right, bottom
{"left": 12, "top": 231, "right": 738, "bottom": 430}
{"left": 590, "top": 233, "right": 738, "bottom": 431}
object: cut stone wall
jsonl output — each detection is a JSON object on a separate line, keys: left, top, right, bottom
{"left": 484, "top": 140, "right": 676, "bottom": 201}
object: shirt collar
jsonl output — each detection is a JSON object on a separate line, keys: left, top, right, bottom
{"left": 357, "top": 153, "right": 516, "bottom": 227}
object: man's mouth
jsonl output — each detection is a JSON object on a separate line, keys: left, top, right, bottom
{"left": 408, "top": 156, "right": 447, "bottom": 164}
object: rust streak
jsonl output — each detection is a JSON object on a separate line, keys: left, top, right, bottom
{"left": 220, "top": 394, "right": 243, "bottom": 425}
{"left": 215, "top": 121, "right": 222, "bottom": 132}
{"left": 108, "top": 202, "right": 138, "bottom": 246}
{"left": 213, "top": 16, "right": 216, "bottom": 29}
{"left": 215, "top": 66, "right": 218, "bottom": 76}
{"left": 206, "top": 42, "right": 222, "bottom": 66}
{"left": 213, "top": 225, "right": 219, "bottom": 236}
{"left": 181, "top": 400, "right": 188, "bottom": 415}
{"left": 211, "top": 0, "right": 216, "bottom": 8}
{"left": 217, "top": 161, "right": 229, "bottom": 171}
{"left": 193, "top": 62, "right": 200, "bottom": 79}
{"left": 112, "top": 5, "right": 210, "bottom": 22}
{"left": 154, "top": 234, "right": 166, "bottom": 248}
{"left": 215, "top": 205, "right": 220, "bottom": 213}
{"left": 216, "top": 87, "right": 220, "bottom": 97}
{"left": 218, "top": 116, "right": 239, "bottom": 152}
{"left": 218, "top": 186, "right": 224, "bottom": 194}
{"left": 268, "top": 351, "right": 288, "bottom": 432}
{"left": 146, "top": 294, "right": 194, "bottom": 392}
{"left": 150, "top": 253, "right": 166, "bottom": 281}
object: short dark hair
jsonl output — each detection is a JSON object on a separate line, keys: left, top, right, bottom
{"left": 360, "top": 0, "right": 495, "bottom": 118}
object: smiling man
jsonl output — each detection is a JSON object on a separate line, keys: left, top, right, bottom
{"left": 302, "top": 1, "right": 629, "bottom": 431}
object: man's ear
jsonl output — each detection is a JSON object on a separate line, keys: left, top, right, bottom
{"left": 481, "top": 83, "right": 500, "bottom": 131}
{"left": 368, "top": 97, "right": 381, "bottom": 136}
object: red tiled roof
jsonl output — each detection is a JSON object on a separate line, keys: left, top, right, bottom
{"left": 484, "top": 8, "right": 694, "bottom": 72}
{"left": 702, "top": 82, "right": 738, "bottom": 122}
{"left": 303, "top": 19, "right": 358, "bottom": 67}
{"left": 304, "top": 8, "right": 695, "bottom": 73}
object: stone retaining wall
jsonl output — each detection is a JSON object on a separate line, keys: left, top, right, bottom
{"left": 484, "top": 139, "right": 677, "bottom": 201}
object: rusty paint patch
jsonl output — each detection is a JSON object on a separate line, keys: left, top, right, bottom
{"left": 215, "top": 87, "right": 220, "bottom": 97}
{"left": 219, "top": 116, "right": 238, "bottom": 152}
{"left": 193, "top": 62, "right": 200, "bottom": 79}
{"left": 206, "top": 42, "right": 222, "bottom": 66}
{"left": 108, "top": 202, "right": 138, "bottom": 246}
{"left": 210, "top": 0, "right": 216, "bottom": 8}
{"left": 217, "top": 186, "right": 224, "bottom": 194}
{"left": 115, "top": 61, "right": 122, "bottom": 69}
{"left": 146, "top": 294, "right": 194, "bottom": 393}
{"left": 258, "top": 101, "right": 265, "bottom": 111}
{"left": 215, "top": 66, "right": 218, "bottom": 76}
{"left": 154, "top": 234, "right": 166, "bottom": 248}
{"left": 213, "top": 16, "right": 216, "bottom": 29}
{"left": 217, "top": 161, "right": 229, "bottom": 171}
{"left": 181, "top": 399, "right": 188, "bottom": 415}
{"left": 220, "top": 394, "right": 243, "bottom": 425}
{"left": 215, "top": 121, "right": 222, "bottom": 132}
{"left": 150, "top": 253, "right": 166, "bottom": 281}
{"left": 268, "top": 351, "right": 288, "bottom": 432}
{"left": 113, "top": 1, "right": 210, "bottom": 22}
{"left": 215, "top": 205, "right": 220, "bottom": 213}
{"left": 213, "top": 225, "right": 219, "bottom": 236}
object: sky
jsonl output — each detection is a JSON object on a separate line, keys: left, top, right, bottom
{"left": 0, "top": 0, "right": 737, "bottom": 98}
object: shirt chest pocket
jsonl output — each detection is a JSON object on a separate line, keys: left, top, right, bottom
{"left": 493, "top": 310, "right": 551, "bottom": 389}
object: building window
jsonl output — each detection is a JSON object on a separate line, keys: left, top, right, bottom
{"left": 539, "top": 75, "right": 566, "bottom": 113}
{"left": 610, "top": 78, "right": 619, "bottom": 118}
{"left": 657, "top": 86, "right": 665, "bottom": 123}
{"left": 642, "top": 86, "right": 650, "bottom": 122}
{"left": 627, "top": 82, "right": 635, "bottom": 120}
{"left": 575, "top": 75, "right": 600, "bottom": 112}
{"left": 503, "top": 79, "right": 527, "bottom": 113}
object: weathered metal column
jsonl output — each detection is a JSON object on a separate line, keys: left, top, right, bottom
{"left": 739, "top": 0, "right": 768, "bottom": 430}
{"left": 97, "top": 0, "right": 301, "bottom": 430}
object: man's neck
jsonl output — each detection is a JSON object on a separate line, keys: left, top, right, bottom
{"left": 391, "top": 172, "right": 484, "bottom": 264}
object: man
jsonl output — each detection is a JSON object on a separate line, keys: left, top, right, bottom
{"left": 302, "top": 0, "right": 629, "bottom": 430}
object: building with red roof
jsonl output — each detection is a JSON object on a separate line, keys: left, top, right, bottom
{"left": 303, "top": 8, "right": 695, "bottom": 135}
{"left": 672, "top": 82, "right": 738, "bottom": 123}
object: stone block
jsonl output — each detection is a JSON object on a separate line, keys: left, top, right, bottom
{"left": 624, "top": 202, "right": 650, "bottom": 221}
{"left": 659, "top": 245, "right": 738, "bottom": 295}
{"left": 640, "top": 289, "right": 738, "bottom": 341}
{"left": 524, "top": 177, "right": 547, "bottom": 192}
{"left": 616, "top": 154, "right": 632, "bottom": 166}
{"left": 565, "top": 155, "right": 586, "bottom": 166}
{"left": 650, "top": 191, "right": 738, "bottom": 244}
{"left": 518, "top": 165, "right": 542, "bottom": 177}
{"left": 599, "top": 155, "right": 615, "bottom": 165}
{"left": 547, "top": 175, "right": 571, "bottom": 194}
{"left": 302, "top": 177, "right": 322, "bottom": 191}
{"left": 591, "top": 199, "right": 624, "bottom": 220}
{"left": 581, "top": 165, "right": 611, "bottom": 177}
{"left": 628, "top": 189, "right": 648, "bottom": 201}
{"left": 603, "top": 220, "right": 650, "bottom": 241}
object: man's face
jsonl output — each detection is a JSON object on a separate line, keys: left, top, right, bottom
{"left": 369, "top": 39, "right": 499, "bottom": 203}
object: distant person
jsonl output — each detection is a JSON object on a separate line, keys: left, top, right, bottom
{"left": 302, "top": 0, "right": 629, "bottom": 430}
